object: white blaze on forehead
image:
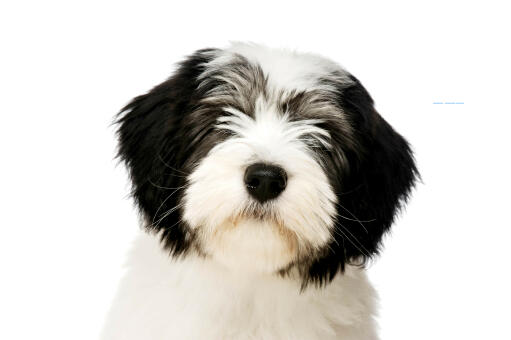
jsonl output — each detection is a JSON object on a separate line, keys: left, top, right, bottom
{"left": 202, "top": 42, "right": 353, "bottom": 93}
{"left": 225, "top": 42, "right": 352, "bottom": 92}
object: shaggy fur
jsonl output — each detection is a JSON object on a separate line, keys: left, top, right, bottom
{"left": 103, "top": 43, "right": 418, "bottom": 339}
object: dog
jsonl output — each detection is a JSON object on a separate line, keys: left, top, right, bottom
{"left": 102, "top": 43, "right": 418, "bottom": 340}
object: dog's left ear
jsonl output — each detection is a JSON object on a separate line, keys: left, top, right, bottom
{"left": 307, "top": 76, "right": 419, "bottom": 284}
{"left": 339, "top": 75, "right": 419, "bottom": 259}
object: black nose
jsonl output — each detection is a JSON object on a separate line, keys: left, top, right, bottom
{"left": 244, "top": 163, "right": 287, "bottom": 203}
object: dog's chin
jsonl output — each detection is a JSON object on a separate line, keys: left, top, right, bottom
{"left": 200, "top": 216, "right": 300, "bottom": 274}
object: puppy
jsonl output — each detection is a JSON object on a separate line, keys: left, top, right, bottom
{"left": 102, "top": 43, "right": 418, "bottom": 340}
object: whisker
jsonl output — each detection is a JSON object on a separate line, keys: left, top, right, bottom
{"left": 333, "top": 228, "right": 368, "bottom": 258}
{"left": 336, "top": 202, "right": 374, "bottom": 233}
{"left": 157, "top": 154, "right": 190, "bottom": 176}
{"left": 337, "top": 184, "right": 364, "bottom": 196}
{"left": 333, "top": 223, "right": 371, "bottom": 258}
{"left": 160, "top": 171, "right": 189, "bottom": 179}
{"left": 151, "top": 186, "right": 187, "bottom": 226}
{"left": 148, "top": 179, "right": 187, "bottom": 190}
{"left": 150, "top": 203, "right": 185, "bottom": 229}
{"left": 336, "top": 214, "right": 375, "bottom": 224}
{"left": 339, "top": 224, "right": 372, "bottom": 257}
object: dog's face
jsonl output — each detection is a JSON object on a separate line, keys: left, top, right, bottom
{"left": 117, "top": 43, "right": 418, "bottom": 285}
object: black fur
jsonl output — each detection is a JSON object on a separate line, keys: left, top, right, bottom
{"left": 117, "top": 48, "right": 418, "bottom": 286}
{"left": 305, "top": 75, "right": 419, "bottom": 285}
{"left": 116, "top": 49, "right": 226, "bottom": 255}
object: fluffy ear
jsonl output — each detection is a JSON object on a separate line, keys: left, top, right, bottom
{"left": 116, "top": 49, "right": 216, "bottom": 254}
{"left": 307, "top": 76, "right": 419, "bottom": 285}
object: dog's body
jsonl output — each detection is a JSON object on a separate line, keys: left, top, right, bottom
{"left": 102, "top": 43, "right": 417, "bottom": 339}
{"left": 102, "top": 232, "right": 377, "bottom": 340}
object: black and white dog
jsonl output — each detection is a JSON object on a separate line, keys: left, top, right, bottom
{"left": 102, "top": 43, "right": 418, "bottom": 340}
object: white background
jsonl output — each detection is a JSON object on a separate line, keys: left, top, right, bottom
{"left": 1, "top": 1, "right": 510, "bottom": 339}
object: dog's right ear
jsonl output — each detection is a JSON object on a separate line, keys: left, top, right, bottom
{"left": 115, "top": 49, "right": 217, "bottom": 253}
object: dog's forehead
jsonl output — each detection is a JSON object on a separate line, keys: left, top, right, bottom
{"left": 201, "top": 42, "right": 353, "bottom": 93}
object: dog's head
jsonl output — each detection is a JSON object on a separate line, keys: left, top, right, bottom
{"left": 117, "top": 43, "right": 418, "bottom": 285}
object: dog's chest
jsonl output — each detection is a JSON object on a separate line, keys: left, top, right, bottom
{"left": 101, "top": 233, "right": 378, "bottom": 340}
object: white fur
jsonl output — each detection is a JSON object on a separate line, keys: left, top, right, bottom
{"left": 101, "top": 232, "right": 378, "bottom": 340}
{"left": 183, "top": 96, "right": 337, "bottom": 273}
{"left": 206, "top": 42, "right": 353, "bottom": 93}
